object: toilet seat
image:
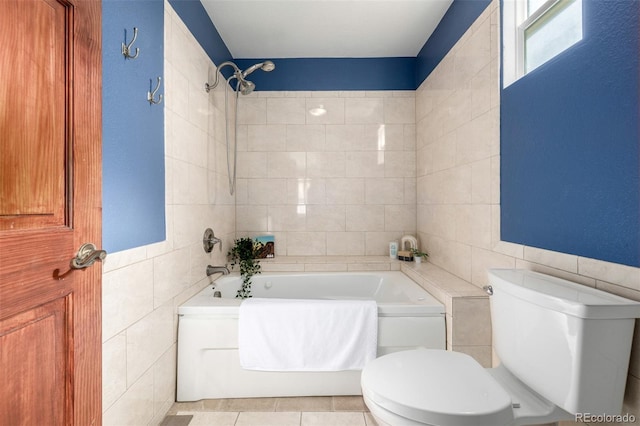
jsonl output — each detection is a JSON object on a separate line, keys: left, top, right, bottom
{"left": 361, "top": 349, "right": 515, "bottom": 426}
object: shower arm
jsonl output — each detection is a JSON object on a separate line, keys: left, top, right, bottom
{"left": 205, "top": 61, "right": 243, "bottom": 93}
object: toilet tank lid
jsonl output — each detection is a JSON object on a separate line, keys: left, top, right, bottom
{"left": 488, "top": 269, "right": 640, "bottom": 320}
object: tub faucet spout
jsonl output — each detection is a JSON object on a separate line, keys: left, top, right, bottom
{"left": 207, "top": 265, "right": 230, "bottom": 276}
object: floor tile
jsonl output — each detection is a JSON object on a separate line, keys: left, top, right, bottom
{"left": 168, "top": 401, "right": 203, "bottom": 414}
{"left": 177, "top": 411, "right": 238, "bottom": 426}
{"left": 301, "top": 412, "right": 366, "bottom": 426}
{"left": 163, "top": 397, "right": 380, "bottom": 426}
{"left": 217, "top": 397, "right": 278, "bottom": 412}
{"left": 333, "top": 396, "right": 367, "bottom": 411}
{"left": 276, "top": 396, "right": 333, "bottom": 411}
{"left": 235, "top": 411, "right": 301, "bottom": 426}
{"left": 159, "top": 415, "right": 193, "bottom": 426}
{"left": 201, "top": 399, "right": 224, "bottom": 411}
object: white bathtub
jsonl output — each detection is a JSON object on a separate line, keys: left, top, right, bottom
{"left": 176, "top": 271, "right": 445, "bottom": 401}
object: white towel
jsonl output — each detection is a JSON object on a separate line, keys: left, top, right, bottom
{"left": 238, "top": 298, "right": 378, "bottom": 372}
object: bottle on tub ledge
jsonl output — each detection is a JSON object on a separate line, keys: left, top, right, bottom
{"left": 389, "top": 241, "right": 399, "bottom": 259}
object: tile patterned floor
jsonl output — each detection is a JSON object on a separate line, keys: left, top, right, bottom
{"left": 164, "top": 396, "right": 378, "bottom": 426}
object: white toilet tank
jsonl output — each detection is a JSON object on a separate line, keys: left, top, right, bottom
{"left": 488, "top": 269, "right": 640, "bottom": 416}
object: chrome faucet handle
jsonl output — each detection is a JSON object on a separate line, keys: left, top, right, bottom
{"left": 203, "top": 228, "right": 222, "bottom": 253}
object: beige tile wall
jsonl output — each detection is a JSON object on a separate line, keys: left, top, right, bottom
{"left": 415, "top": 0, "right": 640, "bottom": 418}
{"left": 101, "top": 3, "right": 235, "bottom": 425}
{"left": 235, "top": 91, "right": 417, "bottom": 256}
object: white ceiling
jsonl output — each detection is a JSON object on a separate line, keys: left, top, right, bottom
{"left": 200, "top": 0, "right": 454, "bottom": 59}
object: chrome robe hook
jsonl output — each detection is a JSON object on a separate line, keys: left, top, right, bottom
{"left": 122, "top": 27, "right": 140, "bottom": 59}
{"left": 147, "top": 77, "right": 163, "bottom": 105}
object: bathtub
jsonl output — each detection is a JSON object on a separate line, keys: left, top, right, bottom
{"left": 176, "top": 271, "right": 445, "bottom": 401}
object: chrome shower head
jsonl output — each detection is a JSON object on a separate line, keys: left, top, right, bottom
{"left": 205, "top": 60, "right": 274, "bottom": 95}
{"left": 242, "top": 60, "right": 276, "bottom": 78}
{"left": 261, "top": 60, "right": 276, "bottom": 72}
{"left": 239, "top": 79, "right": 255, "bottom": 95}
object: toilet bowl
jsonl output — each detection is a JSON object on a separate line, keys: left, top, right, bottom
{"left": 361, "top": 349, "right": 513, "bottom": 426}
{"left": 361, "top": 349, "right": 567, "bottom": 426}
{"left": 361, "top": 269, "right": 640, "bottom": 426}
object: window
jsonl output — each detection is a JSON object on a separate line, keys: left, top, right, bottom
{"left": 503, "top": 0, "right": 583, "bottom": 87}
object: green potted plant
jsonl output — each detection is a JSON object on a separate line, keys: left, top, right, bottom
{"left": 410, "top": 248, "right": 429, "bottom": 264}
{"left": 228, "top": 237, "right": 264, "bottom": 299}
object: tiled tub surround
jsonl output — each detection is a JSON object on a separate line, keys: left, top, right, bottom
{"left": 101, "top": 3, "right": 236, "bottom": 425}
{"left": 234, "top": 91, "right": 417, "bottom": 257}
{"left": 415, "top": 0, "right": 640, "bottom": 420}
{"left": 257, "top": 255, "right": 401, "bottom": 273}
{"left": 402, "top": 263, "right": 491, "bottom": 366}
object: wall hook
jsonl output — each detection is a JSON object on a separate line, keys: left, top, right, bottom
{"left": 147, "top": 76, "right": 163, "bottom": 105}
{"left": 122, "top": 27, "right": 140, "bottom": 59}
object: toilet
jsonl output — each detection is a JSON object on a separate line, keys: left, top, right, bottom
{"left": 361, "top": 269, "right": 640, "bottom": 426}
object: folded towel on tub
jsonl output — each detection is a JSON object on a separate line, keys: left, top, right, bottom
{"left": 238, "top": 298, "right": 378, "bottom": 372}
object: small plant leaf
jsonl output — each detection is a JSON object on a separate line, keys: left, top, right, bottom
{"left": 228, "top": 238, "right": 264, "bottom": 299}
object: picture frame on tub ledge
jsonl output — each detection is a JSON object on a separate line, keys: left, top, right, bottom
{"left": 255, "top": 235, "right": 275, "bottom": 258}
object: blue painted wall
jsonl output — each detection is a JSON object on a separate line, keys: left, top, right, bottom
{"left": 170, "top": 0, "right": 489, "bottom": 91}
{"left": 416, "top": 0, "right": 491, "bottom": 84}
{"left": 234, "top": 58, "right": 416, "bottom": 91}
{"left": 500, "top": 0, "right": 640, "bottom": 267}
{"left": 168, "top": 0, "right": 233, "bottom": 68}
{"left": 102, "top": 0, "right": 165, "bottom": 253}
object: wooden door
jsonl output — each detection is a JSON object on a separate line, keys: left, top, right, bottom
{"left": 0, "top": 0, "right": 102, "bottom": 424}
